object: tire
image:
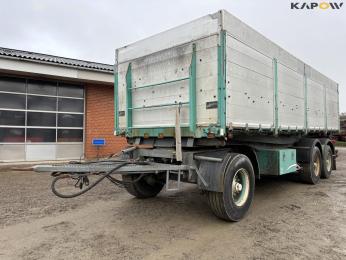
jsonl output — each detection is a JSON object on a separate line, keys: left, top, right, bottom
{"left": 321, "top": 145, "right": 333, "bottom": 179}
{"left": 206, "top": 154, "right": 255, "bottom": 222}
{"left": 122, "top": 174, "right": 164, "bottom": 199}
{"left": 301, "top": 146, "right": 322, "bottom": 184}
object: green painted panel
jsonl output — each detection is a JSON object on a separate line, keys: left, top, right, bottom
{"left": 304, "top": 70, "right": 308, "bottom": 134}
{"left": 125, "top": 124, "right": 226, "bottom": 138}
{"left": 114, "top": 72, "right": 119, "bottom": 133}
{"left": 126, "top": 63, "right": 132, "bottom": 129}
{"left": 279, "top": 149, "right": 297, "bottom": 175}
{"left": 129, "top": 127, "right": 198, "bottom": 138}
{"left": 131, "top": 77, "right": 189, "bottom": 90}
{"left": 273, "top": 58, "right": 279, "bottom": 136}
{"left": 130, "top": 102, "right": 189, "bottom": 110}
{"left": 189, "top": 43, "right": 197, "bottom": 132}
{"left": 217, "top": 30, "right": 226, "bottom": 134}
{"left": 256, "top": 148, "right": 297, "bottom": 176}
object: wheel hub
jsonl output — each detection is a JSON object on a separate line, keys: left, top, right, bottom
{"left": 231, "top": 168, "right": 250, "bottom": 207}
{"left": 313, "top": 155, "right": 321, "bottom": 177}
{"left": 326, "top": 151, "right": 332, "bottom": 172}
{"left": 235, "top": 183, "right": 242, "bottom": 192}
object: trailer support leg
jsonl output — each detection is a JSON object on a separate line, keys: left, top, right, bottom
{"left": 165, "top": 170, "right": 181, "bottom": 191}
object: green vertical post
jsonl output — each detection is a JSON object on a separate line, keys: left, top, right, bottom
{"left": 114, "top": 71, "right": 119, "bottom": 134}
{"left": 304, "top": 70, "right": 308, "bottom": 134}
{"left": 126, "top": 63, "right": 133, "bottom": 130}
{"left": 189, "top": 44, "right": 197, "bottom": 133}
{"left": 217, "top": 30, "right": 226, "bottom": 134}
{"left": 273, "top": 58, "right": 279, "bottom": 136}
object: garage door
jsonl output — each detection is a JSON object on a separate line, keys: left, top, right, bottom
{"left": 0, "top": 76, "right": 84, "bottom": 162}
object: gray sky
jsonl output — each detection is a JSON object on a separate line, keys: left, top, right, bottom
{"left": 1, "top": 0, "right": 345, "bottom": 112}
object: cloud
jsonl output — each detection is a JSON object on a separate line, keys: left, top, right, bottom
{"left": 0, "top": 0, "right": 345, "bottom": 112}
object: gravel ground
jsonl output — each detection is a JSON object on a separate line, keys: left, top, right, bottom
{"left": 0, "top": 149, "right": 346, "bottom": 259}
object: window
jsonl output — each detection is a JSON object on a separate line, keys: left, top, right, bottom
{"left": 0, "top": 128, "right": 25, "bottom": 142}
{"left": 0, "top": 77, "right": 25, "bottom": 93}
{"left": 58, "top": 129, "right": 83, "bottom": 142}
{"left": 0, "top": 111, "right": 25, "bottom": 126}
{"left": 58, "top": 83, "right": 83, "bottom": 98}
{"left": 27, "top": 96, "right": 56, "bottom": 111}
{"left": 27, "top": 128, "right": 56, "bottom": 142}
{"left": 27, "top": 112, "right": 56, "bottom": 127}
{"left": 58, "top": 114, "right": 83, "bottom": 127}
{"left": 28, "top": 80, "right": 57, "bottom": 96}
{"left": 58, "top": 98, "right": 84, "bottom": 113}
{"left": 0, "top": 93, "right": 26, "bottom": 109}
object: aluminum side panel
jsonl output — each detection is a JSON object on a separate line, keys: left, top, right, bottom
{"left": 223, "top": 10, "right": 338, "bottom": 132}
{"left": 326, "top": 85, "right": 339, "bottom": 130}
{"left": 226, "top": 35, "right": 274, "bottom": 129}
{"left": 277, "top": 62, "right": 305, "bottom": 130}
{"left": 307, "top": 78, "right": 325, "bottom": 130}
{"left": 118, "top": 35, "right": 218, "bottom": 129}
{"left": 117, "top": 13, "right": 220, "bottom": 63}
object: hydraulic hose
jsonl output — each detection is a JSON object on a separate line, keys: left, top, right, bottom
{"left": 51, "top": 162, "right": 128, "bottom": 198}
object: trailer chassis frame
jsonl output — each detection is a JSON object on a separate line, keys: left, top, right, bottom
{"left": 34, "top": 157, "right": 206, "bottom": 198}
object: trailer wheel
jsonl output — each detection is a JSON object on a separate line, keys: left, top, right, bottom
{"left": 122, "top": 174, "right": 164, "bottom": 199}
{"left": 206, "top": 154, "right": 255, "bottom": 221}
{"left": 321, "top": 145, "right": 333, "bottom": 179}
{"left": 301, "top": 146, "right": 322, "bottom": 184}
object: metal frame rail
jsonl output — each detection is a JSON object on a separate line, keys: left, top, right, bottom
{"left": 33, "top": 161, "right": 190, "bottom": 173}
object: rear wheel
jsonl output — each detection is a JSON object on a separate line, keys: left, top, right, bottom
{"left": 301, "top": 146, "right": 322, "bottom": 184}
{"left": 122, "top": 174, "right": 164, "bottom": 199}
{"left": 206, "top": 154, "right": 255, "bottom": 221}
{"left": 321, "top": 145, "right": 333, "bottom": 179}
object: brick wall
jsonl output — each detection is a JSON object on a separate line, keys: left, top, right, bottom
{"left": 84, "top": 83, "right": 127, "bottom": 159}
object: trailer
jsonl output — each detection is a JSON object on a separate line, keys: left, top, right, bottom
{"left": 35, "top": 10, "right": 339, "bottom": 221}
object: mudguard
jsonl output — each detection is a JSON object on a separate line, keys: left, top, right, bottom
{"left": 197, "top": 150, "right": 237, "bottom": 192}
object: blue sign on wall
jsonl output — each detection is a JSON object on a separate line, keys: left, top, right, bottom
{"left": 92, "top": 138, "right": 106, "bottom": 146}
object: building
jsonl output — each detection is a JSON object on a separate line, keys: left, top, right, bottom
{"left": 332, "top": 113, "right": 346, "bottom": 141}
{"left": 340, "top": 113, "right": 346, "bottom": 130}
{"left": 338, "top": 113, "right": 346, "bottom": 141}
{"left": 0, "top": 47, "right": 126, "bottom": 162}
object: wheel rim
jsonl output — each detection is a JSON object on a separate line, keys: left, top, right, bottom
{"left": 325, "top": 150, "right": 332, "bottom": 172}
{"left": 313, "top": 153, "right": 321, "bottom": 177}
{"left": 231, "top": 168, "right": 250, "bottom": 207}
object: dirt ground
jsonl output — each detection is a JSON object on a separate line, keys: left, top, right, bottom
{"left": 0, "top": 150, "right": 346, "bottom": 260}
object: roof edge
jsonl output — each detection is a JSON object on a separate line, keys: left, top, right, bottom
{"left": 0, "top": 47, "right": 114, "bottom": 73}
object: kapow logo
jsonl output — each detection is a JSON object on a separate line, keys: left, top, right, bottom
{"left": 291, "top": 2, "right": 344, "bottom": 9}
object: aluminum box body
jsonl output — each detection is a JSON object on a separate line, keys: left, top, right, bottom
{"left": 115, "top": 10, "right": 339, "bottom": 138}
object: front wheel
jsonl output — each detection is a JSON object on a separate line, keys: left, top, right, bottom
{"left": 206, "top": 154, "right": 255, "bottom": 221}
{"left": 122, "top": 174, "right": 165, "bottom": 199}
